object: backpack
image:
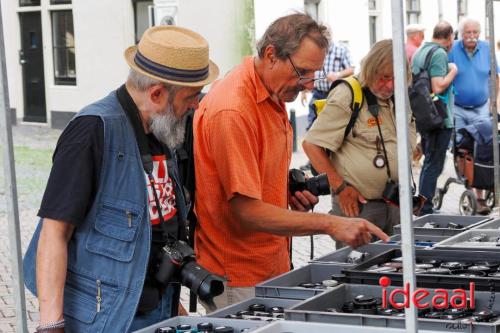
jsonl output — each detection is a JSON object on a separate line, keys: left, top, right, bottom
{"left": 313, "top": 76, "right": 371, "bottom": 139}
{"left": 408, "top": 46, "right": 447, "bottom": 133}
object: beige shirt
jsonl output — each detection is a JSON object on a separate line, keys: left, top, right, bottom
{"left": 305, "top": 83, "right": 417, "bottom": 199}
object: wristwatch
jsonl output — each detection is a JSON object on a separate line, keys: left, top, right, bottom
{"left": 333, "top": 180, "right": 348, "bottom": 195}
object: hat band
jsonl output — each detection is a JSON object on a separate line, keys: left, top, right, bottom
{"left": 135, "top": 50, "right": 209, "bottom": 83}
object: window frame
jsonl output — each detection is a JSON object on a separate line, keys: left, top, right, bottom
{"left": 50, "top": 9, "right": 76, "bottom": 86}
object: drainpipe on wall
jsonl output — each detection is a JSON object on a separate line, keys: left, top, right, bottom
{"left": 304, "top": 0, "right": 320, "bottom": 21}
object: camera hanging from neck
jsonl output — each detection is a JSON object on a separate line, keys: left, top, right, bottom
{"left": 363, "top": 88, "right": 417, "bottom": 189}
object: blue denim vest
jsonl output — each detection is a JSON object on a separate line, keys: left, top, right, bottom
{"left": 23, "top": 91, "right": 188, "bottom": 332}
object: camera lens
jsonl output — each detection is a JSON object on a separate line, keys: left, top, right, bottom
{"left": 177, "top": 324, "right": 192, "bottom": 332}
{"left": 197, "top": 322, "right": 213, "bottom": 333}
{"left": 306, "top": 173, "right": 331, "bottom": 196}
{"left": 213, "top": 326, "right": 234, "bottom": 333}
{"left": 288, "top": 169, "right": 331, "bottom": 196}
{"left": 422, "top": 268, "right": 451, "bottom": 275}
{"left": 450, "top": 269, "right": 486, "bottom": 277}
{"left": 180, "top": 261, "right": 224, "bottom": 303}
{"left": 156, "top": 327, "right": 176, "bottom": 333}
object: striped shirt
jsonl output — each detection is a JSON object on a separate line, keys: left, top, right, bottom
{"left": 314, "top": 41, "right": 354, "bottom": 92}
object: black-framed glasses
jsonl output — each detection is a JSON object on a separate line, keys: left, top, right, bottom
{"left": 287, "top": 55, "right": 327, "bottom": 84}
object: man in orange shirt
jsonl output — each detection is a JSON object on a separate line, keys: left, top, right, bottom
{"left": 193, "top": 13, "right": 389, "bottom": 310}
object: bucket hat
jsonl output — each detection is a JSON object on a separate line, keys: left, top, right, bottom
{"left": 125, "top": 25, "right": 219, "bottom": 87}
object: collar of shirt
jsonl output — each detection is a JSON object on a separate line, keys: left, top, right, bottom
{"left": 247, "top": 56, "right": 286, "bottom": 112}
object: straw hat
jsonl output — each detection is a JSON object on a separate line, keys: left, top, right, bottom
{"left": 125, "top": 25, "right": 219, "bottom": 87}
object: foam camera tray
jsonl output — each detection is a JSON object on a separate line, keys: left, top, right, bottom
{"left": 285, "top": 283, "right": 500, "bottom": 333}
{"left": 392, "top": 214, "right": 490, "bottom": 236}
{"left": 434, "top": 230, "right": 500, "bottom": 251}
{"left": 342, "top": 248, "right": 500, "bottom": 291}
{"left": 132, "top": 316, "right": 267, "bottom": 333}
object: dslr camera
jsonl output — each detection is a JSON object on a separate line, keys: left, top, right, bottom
{"left": 155, "top": 240, "right": 224, "bottom": 307}
{"left": 382, "top": 180, "right": 426, "bottom": 215}
{"left": 289, "top": 168, "right": 331, "bottom": 196}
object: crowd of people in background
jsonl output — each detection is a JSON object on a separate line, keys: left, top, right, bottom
{"left": 22, "top": 11, "right": 500, "bottom": 333}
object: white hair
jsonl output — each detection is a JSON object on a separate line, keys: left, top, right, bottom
{"left": 127, "top": 69, "right": 180, "bottom": 95}
{"left": 458, "top": 17, "right": 481, "bottom": 38}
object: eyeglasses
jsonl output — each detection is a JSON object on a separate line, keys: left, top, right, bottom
{"left": 463, "top": 30, "right": 479, "bottom": 35}
{"left": 287, "top": 55, "right": 326, "bottom": 84}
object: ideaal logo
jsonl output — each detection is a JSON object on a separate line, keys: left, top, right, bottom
{"left": 379, "top": 276, "right": 475, "bottom": 310}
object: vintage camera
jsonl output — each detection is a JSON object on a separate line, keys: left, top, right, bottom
{"left": 288, "top": 168, "right": 330, "bottom": 196}
{"left": 382, "top": 180, "right": 426, "bottom": 214}
{"left": 155, "top": 240, "right": 224, "bottom": 307}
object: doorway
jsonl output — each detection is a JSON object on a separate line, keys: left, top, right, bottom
{"left": 19, "top": 11, "right": 46, "bottom": 123}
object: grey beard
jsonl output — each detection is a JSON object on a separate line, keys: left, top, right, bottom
{"left": 149, "top": 105, "right": 186, "bottom": 150}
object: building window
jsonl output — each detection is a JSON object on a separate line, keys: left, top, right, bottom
{"left": 457, "top": 0, "right": 468, "bottom": 23}
{"left": 133, "top": 0, "right": 154, "bottom": 43}
{"left": 19, "top": 0, "right": 40, "bottom": 6}
{"left": 50, "top": 0, "right": 72, "bottom": 4}
{"left": 368, "top": 0, "right": 377, "bottom": 10}
{"left": 51, "top": 10, "right": 76, "bottom": 85}
{"left": 369, "top": 16, "right": 377, "bottom": 46}
{"left": 406, "top": 0, "right": 421, "bottom": 24}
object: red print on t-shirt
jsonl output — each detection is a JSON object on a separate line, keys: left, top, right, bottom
{"left": 146, "top": 155, "right": 177, "bottom": 225}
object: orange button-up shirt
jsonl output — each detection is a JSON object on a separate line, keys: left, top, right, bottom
{"left": 193, "top": 57, "right": 293, "bottom": 287}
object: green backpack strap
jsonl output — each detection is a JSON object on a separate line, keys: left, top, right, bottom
{"left": 327, "top": 76, "right": 364, "bottom": 140}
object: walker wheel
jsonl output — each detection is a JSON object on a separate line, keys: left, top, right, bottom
{"left": 486, "top": 191, "right": 495, "bottom": 209}
{"left": 432, "top": 188, "right": 444, "bottom": 210}
{"left": 459, "top": 190, "right": 477, "bottom": 216}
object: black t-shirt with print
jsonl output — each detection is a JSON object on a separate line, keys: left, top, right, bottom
{"left": 38, "top": 87, "right": 179, "bottom": 312}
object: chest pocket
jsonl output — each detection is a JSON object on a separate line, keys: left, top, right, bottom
{"left": 86, "top": 196, "right": 144, "bottom": 262}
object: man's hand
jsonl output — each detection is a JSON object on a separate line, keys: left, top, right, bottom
{"left": 337, "top": 185, "right": 367, "bottom": 217}
{"left": 290, "top": 190, "right": 319, "bottom": 212}
{"left": 331, "top": 218, "right": 389, "bottom": 248}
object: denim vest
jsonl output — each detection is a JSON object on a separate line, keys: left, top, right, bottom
{"left": 23, "top": 91, "right": 188, "bottom": 333}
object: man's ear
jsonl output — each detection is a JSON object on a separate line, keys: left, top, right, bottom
{"left": 149, "top": 84, "right": 168, "bottom": 105}
{"left": 263, "top": 45, "right": 277, "bottom": 68}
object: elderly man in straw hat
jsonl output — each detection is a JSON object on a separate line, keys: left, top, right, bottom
{"left": 193, "top": 13, "right": 389, "bottom": 311}
{"left": 23, "top": 26, "right": 218, "bottom": 332}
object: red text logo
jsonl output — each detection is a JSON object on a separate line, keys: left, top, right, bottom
{"left": 379, "top": 276, "right": 475, "bottom": 310}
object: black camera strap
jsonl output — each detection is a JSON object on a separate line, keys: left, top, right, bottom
{"left": 116, "top": 85, "right": 178, "bottom": 243}
{"left": 363, "top": 88, "right": 392, "bottom": 180}
{"left": 363, "top": 88, "right": 417, "bottom": 189}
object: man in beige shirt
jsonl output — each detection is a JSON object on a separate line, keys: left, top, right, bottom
{"left": 303, "top": 39, "right": 417, "bottom": 248}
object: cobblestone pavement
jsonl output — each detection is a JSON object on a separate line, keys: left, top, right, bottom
{"left": 0, "top": 124, "right": 495, "bottom": 332}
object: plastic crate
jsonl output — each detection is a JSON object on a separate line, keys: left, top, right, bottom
{"left": 343, "top": 248, "right": 500, "bottom": 291}
{"left": 286, "top": 283, "right": 500, "bottom": 333}
{"left": 473, "top": 218, "right": 500, "bottom": 230}
{"left": 251, "top": 320, "right": 437, "bottom": 333}
{"left": 376, "top": 233, "right": 451, "bottom": 247}
{"left": 434, "top": 229, "right": 500, "bottom": 251}
{"left": 393, "top": 214, "right": 490, "bottom": 236}
{"left": 311, "top": 243, "right": 400, "bottom": 265}
{"left": 133, "top": 315, "right": 266, "bottom": 333}
{"left": 255, "top": 264, "right": 345, "bottom": 300}
{"left": 207, "top": 297, "right": 300, "bottom": 321}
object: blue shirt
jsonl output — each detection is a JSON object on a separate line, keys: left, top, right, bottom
{"left": 448, "top": 40, "right": 499, "bottom": 107}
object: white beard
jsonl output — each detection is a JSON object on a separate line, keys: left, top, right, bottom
{"left": 149, "top": 105, "right": 186, "bottom": 150}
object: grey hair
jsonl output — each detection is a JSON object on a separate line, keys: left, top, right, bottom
{"left": 127, "top": 69, "right": 180, "bottom": 96}
{"left": 458, "top": 17, "right": 481, "bottom": 38}
{"left": 256, "top": 13, "right": 329, "bottom": 60}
